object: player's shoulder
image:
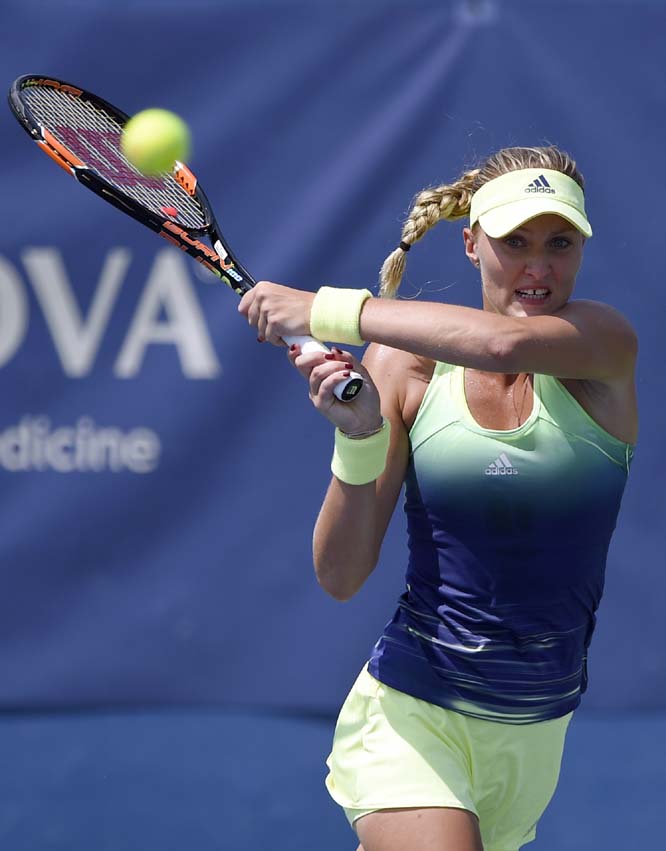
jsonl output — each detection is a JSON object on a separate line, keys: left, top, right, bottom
{"left": 362, "top": 342, "right": 435, "bottom": 383}
{"left": 363, "top": 343, "right": 435, "bottom": 427}
{"left": 561, "top": 299, "right": 638, "bottom": 343}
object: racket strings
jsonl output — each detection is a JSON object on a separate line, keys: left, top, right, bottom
{"left": 23, "top": 86, "right": 206, "bottom": 230}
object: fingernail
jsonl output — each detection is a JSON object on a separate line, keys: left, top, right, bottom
{"left": 344, "top": 362, "right": 353, "bottom": 369}
{"left": 332, "top": 347, "right": 343, "bottom": 354}
{"left": 341, "top": 371, "right": 351, "bottom": 377}
{"left": 290, "top": 344, "right": 298, "bottom": 352}
{"left": 257, "top": 336, "right": 265, "bottom": 343}
{"left": 324, "top": 353, "right": 337, "bottom": 360}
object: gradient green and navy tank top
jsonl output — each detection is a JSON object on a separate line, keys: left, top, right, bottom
{"left": 367, "top": 362, "right": 634, "bottom": 724}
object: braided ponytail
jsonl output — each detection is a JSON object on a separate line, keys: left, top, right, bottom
{"left": 379, "top": 169, "right": 479, "bottom": 298}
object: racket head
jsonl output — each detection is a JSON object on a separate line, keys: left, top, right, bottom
{"left": 8, "top": 74, "right": 253, "bottom": 293}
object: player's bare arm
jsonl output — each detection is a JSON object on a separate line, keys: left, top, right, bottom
{"left": 299, "top": 344, "right": 429, "bottom": 601}
{"left": 356, "top": 297, "right": 637, "bottom": 381}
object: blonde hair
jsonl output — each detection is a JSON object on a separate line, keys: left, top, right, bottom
{"left": 379, "top": 145, "right": 585, "bottom": 298}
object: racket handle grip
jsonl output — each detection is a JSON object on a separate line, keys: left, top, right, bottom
{"left": 283, "top": 335, "right": 364, "bottom": 403}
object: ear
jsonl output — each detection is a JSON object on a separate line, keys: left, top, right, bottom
{"left": 463, "top": 227, "right": 480, "bottom": 269}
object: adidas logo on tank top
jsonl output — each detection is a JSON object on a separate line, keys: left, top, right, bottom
{"left": 484, "top": 453, "right": 519, "bottom": 476}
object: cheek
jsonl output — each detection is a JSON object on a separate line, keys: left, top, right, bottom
{"left": 482, "top": 251, "right": 521, "bottom": 284}
{"left": 478, "top": 245, "right": 503, "bottom": 272}
{"left": 555, "top": 256, "right": 582, "bottom": 286}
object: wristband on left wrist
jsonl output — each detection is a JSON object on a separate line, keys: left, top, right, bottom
{"left": 331, "top": 418, "right": 391, "bottom": 485}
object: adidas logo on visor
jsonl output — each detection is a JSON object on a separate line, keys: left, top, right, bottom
{"left": 484, "top": 453, "right": 519, "bottom": 476}
{"left": 525, "top": 174, "right": 555, "bottom": 194}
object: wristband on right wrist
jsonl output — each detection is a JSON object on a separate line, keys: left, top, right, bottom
{"left": 310, "top": 286, "right": 373, "bottom": 346}
{"left": 331, "top": 418, "right": 391, "bottom": 485}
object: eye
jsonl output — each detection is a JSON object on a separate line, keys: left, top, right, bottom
{"left": 504, "top": 235, "right": 525, "bottom": 248}
{"left": 550, "top": 236, "right": 572, "bottom": 249}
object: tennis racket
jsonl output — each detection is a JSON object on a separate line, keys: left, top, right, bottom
{"left": 8, "top": 74, "right": 364, "bottom": 402}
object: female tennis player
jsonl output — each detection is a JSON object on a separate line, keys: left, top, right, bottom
{"left": 239, "top": 146, "right": 638, "bottom": 851}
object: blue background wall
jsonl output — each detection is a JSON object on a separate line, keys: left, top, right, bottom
{"left": 0, "top": 0, "right": 663, "bottom": 715}
{"left": 1, "top": 2, "right": 664, "bottom": 850}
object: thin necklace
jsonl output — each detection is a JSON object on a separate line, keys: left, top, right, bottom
{"left": 512, "top": 374, "right": 532, "bottom": 426}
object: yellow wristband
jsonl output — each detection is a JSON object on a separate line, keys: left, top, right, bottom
{"left": 331, "top": 419, "right": 391, "bottom": 485}
{"left": 310, "top": 286, "right": 373, "bottom": 346}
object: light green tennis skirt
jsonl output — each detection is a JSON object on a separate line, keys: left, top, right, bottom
{"left": 325, "top": 665, "right": 573, "bottom": 851}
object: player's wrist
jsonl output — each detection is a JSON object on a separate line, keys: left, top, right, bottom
{"left": 340, "top": 418, "right": 385, "bottom": 440}
{"left": 310, "top": 286, "right": 373, "bottom": 346}
{"left": 331, "top": 418, "right": 390, "bottom": 485}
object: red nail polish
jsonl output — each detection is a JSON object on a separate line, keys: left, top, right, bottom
{"left": 332, "top": 347, "right": 343, "bottom": 354}
{"left": 343, "top": 362, "right": 354, "bottom": 369}
{"left": 257, "top": 336, "right": 265, "bottom": 343}
{"left": 290, "top": 344, "right": 298, "bottom": 352}
{"left": 324, "top": 353, "right": 336, "bottom": 360}
{"left": 341, "top": 371, "right": 351, "bottom": 377}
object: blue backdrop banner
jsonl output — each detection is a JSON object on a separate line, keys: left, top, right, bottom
{"left": 0, "top": 0, "right": 663, "bottom": 712}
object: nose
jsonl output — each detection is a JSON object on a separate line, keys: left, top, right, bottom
{"left": 524, "top": 253, "right": 551, "bottom": 280}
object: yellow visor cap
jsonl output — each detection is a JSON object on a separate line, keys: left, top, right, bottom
{"left": 469, "top": 168, "right": 592, "bottom": 238}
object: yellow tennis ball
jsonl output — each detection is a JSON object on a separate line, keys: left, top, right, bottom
{"left": 121, "top": 108, "right": 191, "bottom": 176}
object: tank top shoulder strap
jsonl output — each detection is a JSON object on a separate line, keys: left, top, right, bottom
{"left": 409, "top": 362, "right": 462, "bottom": 453}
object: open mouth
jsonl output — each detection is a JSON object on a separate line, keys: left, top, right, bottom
{"left": 515, "top": 288, "right": 551, "bottom": 303}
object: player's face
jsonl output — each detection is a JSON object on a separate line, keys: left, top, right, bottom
{"left": 463, "top": 214, "right": 585, "bottom": 317}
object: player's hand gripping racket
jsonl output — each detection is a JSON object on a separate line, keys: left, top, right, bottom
{"left": 8, "top": 75, "right": 364, "bottom": 402}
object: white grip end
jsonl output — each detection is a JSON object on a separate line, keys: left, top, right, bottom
{"left": 283, "top": 335, "right": 363, "bottom": 402}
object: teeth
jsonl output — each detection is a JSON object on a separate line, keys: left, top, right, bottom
{"left": 518, "top": 289, "right": 549, "bottom": 296}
